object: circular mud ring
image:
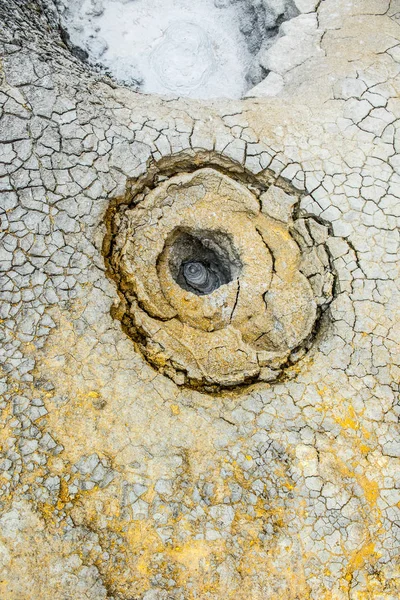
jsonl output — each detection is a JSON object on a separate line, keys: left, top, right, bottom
{"left": 151, "top": 22, "right": 216, "bottom": 93}
{"left": 105, "top": 160, "right": 335, "bottom": 390}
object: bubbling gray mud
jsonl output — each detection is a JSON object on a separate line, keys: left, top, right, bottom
{"left": 48, "top": 0, "right": 299, "bottom": 99}
{"left": 168, "top": 229, "right": 242, "bottom": 296}
{"left": 182, "top": 261, "right": 223, "bottom": 295}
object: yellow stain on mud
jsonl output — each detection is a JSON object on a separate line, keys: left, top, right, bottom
{"left": 344, "top": 541, "right": 381, "bottom": 582}
{"left": 168, "top": 539, "right": 222, "bottom": 571}
{"left": 332, "top": 403, "right": 363, "bottom": 431}
{"left": 335, "top": 455, "right": 380, "bottom": 509}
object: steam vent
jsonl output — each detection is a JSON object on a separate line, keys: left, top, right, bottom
{"left": 0, "top": 1, "right": 399, "bottom": 599}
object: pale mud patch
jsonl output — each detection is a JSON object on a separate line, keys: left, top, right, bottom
{"left": 50, "top": 0, "right": 300, "bottom": 98}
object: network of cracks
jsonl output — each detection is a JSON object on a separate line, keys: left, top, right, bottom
{"left": 104, "top": 154, "right": 336, "bottom": 392}
{"left": 46, "top": 0, "right": 301, "bottom": 99}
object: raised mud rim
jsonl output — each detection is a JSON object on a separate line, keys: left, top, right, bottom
{"left": 102, "top": 151, "right": 338, "bottom": 394}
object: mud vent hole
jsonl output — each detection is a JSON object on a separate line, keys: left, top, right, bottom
{"left": 51, "top": 0, "right": 299, "bottom": 99}
{"left": 165, "top": 229, "right": 242, "bottom": 296}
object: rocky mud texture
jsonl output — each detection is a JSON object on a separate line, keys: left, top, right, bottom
{"left": 0, "top": 0, "right": 400, "bottom": 599}
{"left": 106, "top": 162, "right": 334, "bottom": 389}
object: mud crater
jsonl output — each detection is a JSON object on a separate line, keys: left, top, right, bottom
{"left": 46, "top": 0, "right": 299, "bottom": 98}
{"left": 104, "top": 155, "right": 336, "bottom": 391}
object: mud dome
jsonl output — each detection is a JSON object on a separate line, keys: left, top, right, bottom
{"left": 106, "top": 164, "right": 335, "bottom": 390}
{"left": 49, "top": 0, "right": 299, "bottom": 98}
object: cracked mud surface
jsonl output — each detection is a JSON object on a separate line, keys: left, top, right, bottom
{"left": 0, "top": 0, "right": 399, "bottom": 598}
{"left": 106, "top": 162, "right": 334, "bottom": 389}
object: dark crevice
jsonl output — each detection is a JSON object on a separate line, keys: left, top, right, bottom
{"left": 230, "top": 280, "right": 241, "bottom": 322}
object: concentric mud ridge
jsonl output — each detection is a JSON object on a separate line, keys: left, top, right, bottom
{"left": 105, "top": 155, "right": 335, "bottom": 390}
